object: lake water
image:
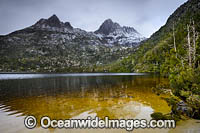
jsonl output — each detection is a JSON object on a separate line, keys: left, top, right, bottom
{"left": 0, "top": 73, "right": 198, "bottom": 133}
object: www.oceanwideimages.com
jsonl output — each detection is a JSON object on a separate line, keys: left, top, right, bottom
{"left": 24, "top": 116, "right": 176, "bottom": 131}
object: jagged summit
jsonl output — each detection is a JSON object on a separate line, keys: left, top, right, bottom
{"left": 95, "top": 19, "right": 121, "bottom": 35}
{"left": 95, "top": 19, "right": 145, "bottom": 46}
{"left": 47, "top": 14, "right": 61, "bottom": 27}
{"left": 122, "top": 26, "right": 138, "bottom": 34}
{"left": 32, "top": 14, "right": 73, "bottom": 31}
{"left": 64, "top": 22, "right": 73, "bottom": 30}
{"left": 104, "top": 18, "right": 112, "bottom": 23}
{"left": 48, "top": 14, "right": 59, "bottom": 20}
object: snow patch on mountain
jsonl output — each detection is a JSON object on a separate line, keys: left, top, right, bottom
{"left": 95, "top": 19, "right": 146, "bottom": 47}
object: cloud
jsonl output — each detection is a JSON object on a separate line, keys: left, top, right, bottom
{"left": 0, "top": 0, "right": 187, "bottom": 37}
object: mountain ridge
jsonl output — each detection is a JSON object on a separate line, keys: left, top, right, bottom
{"left": 95, "top": 19, "right": 145, "bottom": 46}
{"left": 0, "top": 15, "right": 145, "bottom": 72}
{"left": 32, "top": 14, "right": 74, "bottom": 32}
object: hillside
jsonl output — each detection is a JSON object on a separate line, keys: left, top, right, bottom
{"left": 0, "top": 15, "right": 145, "bottom": 72}
{"left": 102, "top": 0, "right": 200, "bottom": 73}
{"left": 100, "top": 0, "right": 200, "bottom": 118}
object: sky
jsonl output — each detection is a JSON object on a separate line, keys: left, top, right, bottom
{"left": 0, "top": 0, "right": 187, "bottom": 37}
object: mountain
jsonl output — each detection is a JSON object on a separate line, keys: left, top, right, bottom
{"left": 102, "top": 0, "right": 200, "bottom": 73}
{"left": 95, "top": 19, "right": 145, "bottom": 46}
{"left": 33, "top": 14, "right": 73, "bottom": 31}
{"left": 0, "top": 15, "right": 144, "bottom": 72}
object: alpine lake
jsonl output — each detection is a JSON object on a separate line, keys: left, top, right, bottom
{"left": 0, "top": 73, "right": 199, "bottom": 133}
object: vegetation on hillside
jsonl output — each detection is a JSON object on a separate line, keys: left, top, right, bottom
{"left": 100, "top": 0, "right": 200, "bottom": 119}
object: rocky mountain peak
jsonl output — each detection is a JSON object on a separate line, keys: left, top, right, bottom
{"left": 48, "top": 14, "right": 59, "bottom": 20}
{"left": 95, "top": 19, "right": 121, "bottom": 35}
{"left": 103, "top": 19, "right": 115, "bottom": 25}
{"left": 46, "top": 14, "right": 61, "bottom": 28}
{"left": 122, "top": 26, "right": 138, "bottom": 34}
{"left": 94, "top": 19, "right": 145, "bottom": 46}
{"left": 32, "top": 14, "right": 73, "bottom": 31}
{"left": 33, "top": 14, "right": 61, "bottom": 28}
{"left": 64, "top": 22, "right": 73, "bottom": 30}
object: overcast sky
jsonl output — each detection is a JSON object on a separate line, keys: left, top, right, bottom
{"left": 0, "top": 0, "right": 187, "bottom": 37}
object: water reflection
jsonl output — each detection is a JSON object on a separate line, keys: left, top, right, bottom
{"left": 0, "top": 74, "right": 170, "bottom": 128}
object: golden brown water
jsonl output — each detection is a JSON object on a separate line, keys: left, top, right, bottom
{"left": 0, "top": 73, "right": 177, "bottom": 132}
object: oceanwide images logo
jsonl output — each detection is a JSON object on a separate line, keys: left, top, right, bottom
{"left": 24, "top": 116, "right": 176, "bottom": 131}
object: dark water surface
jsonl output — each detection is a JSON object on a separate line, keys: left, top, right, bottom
{"left": 0, "top": 73, "right": 172, "bottom": 132}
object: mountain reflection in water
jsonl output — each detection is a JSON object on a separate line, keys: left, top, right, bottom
{"left": 0, "top": 73, "right": 171, "bottom": 131}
